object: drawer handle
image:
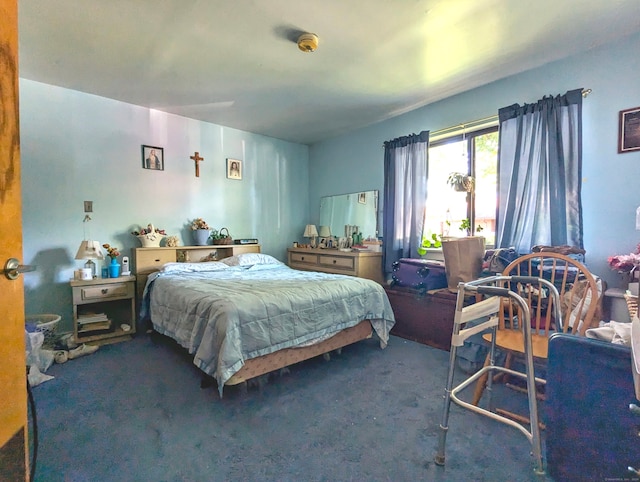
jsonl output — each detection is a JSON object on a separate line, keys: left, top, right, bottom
{"left": 333, "top": 260, "right": 337, "bottom": 264}
{"left": 301, "top": 256, "right": 305, "bottom": 261}
{"left": 101, "top": 289, "right": 108, "bottom": 294}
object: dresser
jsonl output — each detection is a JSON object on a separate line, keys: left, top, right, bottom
{"left": 287, "top": 247, "right": 384, "bottom": 284}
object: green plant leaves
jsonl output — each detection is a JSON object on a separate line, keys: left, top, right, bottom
{"left": 418, "top": 233, "right": 442, "bottom": 255}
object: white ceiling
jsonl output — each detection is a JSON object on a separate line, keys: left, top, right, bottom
{"left": 17, "top": 0, "right": 640, "bottom": 145}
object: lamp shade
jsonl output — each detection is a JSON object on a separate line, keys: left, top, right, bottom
{"left": 318, "top": 225, "right": 331, "bottom": 237}
{"left": 303, "top": 224, "right": 318, "bottom": 238}
{"left": 75, "top": 240, "right": 105, "bottom": 260}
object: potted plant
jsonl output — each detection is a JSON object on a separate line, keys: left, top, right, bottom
{"left": 190, "top": 218, "right": 211, "bottom": 246}
{"left": 447, "top": 172, "right": 474, "bottom": 192}
{"left": 417, "top": 233, "right": 442, "bottom": 256}
{"left": 608, "top": 243, "right": 640, "bottom": 287}
{"left": 210, "top": 227, "right": 233, "bottom": 245}
{"left": 459, "top": 218, "right": 484, "bottom": 236}
{"left": 102, "top": 243, "right": 121, "bottom": 277}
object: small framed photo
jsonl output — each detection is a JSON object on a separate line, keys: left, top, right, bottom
{"left": 226, "top": 158, "right": 242, "bottom": 180}
{"left": 358, "top": 192, "right": 366, "bottom": 204}
{"left": 619, "top": 107, "right": 640, "bottom": 153}
{"left": 142, "top": 145, "right": 164, "bottom": 170}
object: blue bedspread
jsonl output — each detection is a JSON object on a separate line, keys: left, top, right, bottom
{"left": 143, "top": 262, "right": 395, "bottom": 393}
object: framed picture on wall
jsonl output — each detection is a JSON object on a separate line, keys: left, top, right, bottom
{"left": 619, "top": 107, "right": 640, "bottom": 153}
{"left": 226, "top": 158, "right": 242, "bottom": 180}
{"left": 142, "top": 145, "right": 164, "bottom": 170}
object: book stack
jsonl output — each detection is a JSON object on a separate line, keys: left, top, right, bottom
{"left": 77, "top": 312, "right": 112, "bottom": 336}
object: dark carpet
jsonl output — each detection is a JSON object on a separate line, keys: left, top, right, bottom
{"left": 31, "top": 333, "right": 553, "bottom": 481}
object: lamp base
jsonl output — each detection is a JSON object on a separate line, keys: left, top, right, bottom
{"left": 84, "top": 259, "right": 97, "bottom": 279}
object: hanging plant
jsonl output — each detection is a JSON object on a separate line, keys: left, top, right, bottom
{"left": 447, "top": 172, "right": 474, "bottom": 192}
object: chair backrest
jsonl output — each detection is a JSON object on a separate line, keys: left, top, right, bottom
{"left": 500, "top": 252, "right": 601, "bottom": 336}
{"left": 624, "top": 291, "right": 638, "bottom": 320}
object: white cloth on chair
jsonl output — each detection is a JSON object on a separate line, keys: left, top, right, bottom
{"left": 630, "top": 316, "right": 640, "bottom": 400}
{"left": 586, "top": 320, "right": 631, "bottom": 345}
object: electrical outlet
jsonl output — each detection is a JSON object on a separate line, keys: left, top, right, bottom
{"left": 84, "top": 201, "right": 93, "bottom": 213}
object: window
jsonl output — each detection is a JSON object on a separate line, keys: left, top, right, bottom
{"left": 423, "top": 127, "right": 498, "bottom": 247}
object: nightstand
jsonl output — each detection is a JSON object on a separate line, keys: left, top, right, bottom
{"left": 70, "top": 275, "right": 136, "bottom": 345}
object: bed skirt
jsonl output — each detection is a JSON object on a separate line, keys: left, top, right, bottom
{"left": 225, "top": 319, "right": 374, "bottom": 385}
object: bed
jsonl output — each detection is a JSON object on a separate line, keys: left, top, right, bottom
{"left": 140, "top": 252, "right": 395, "bottom": 395}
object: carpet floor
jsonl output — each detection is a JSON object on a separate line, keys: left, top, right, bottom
{"left": 31, "top": 333, "right": 553, "bottom": 481}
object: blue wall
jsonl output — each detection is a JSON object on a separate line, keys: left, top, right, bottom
{"left": 20, "top": 30, "right": 640, "bottom": 332}
{"left": 309, "top": 30, "right": 640, "bottom": 292}
{"left": 19, "top": 80, "right": 309, "bottom": 332}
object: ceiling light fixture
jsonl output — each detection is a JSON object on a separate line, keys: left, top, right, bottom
{"left": 297, "top": 33, "right": 319, "bottom": 52}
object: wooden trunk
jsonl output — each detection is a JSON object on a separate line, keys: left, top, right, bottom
{"left": 385, "top": 287, "right": 461, "bottom": 351}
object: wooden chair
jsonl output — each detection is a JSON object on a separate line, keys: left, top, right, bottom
{"left": 625, "top": 290, "right": 638, "bottom": 320}
{"left": 471, "top": 252, "right": 602, "bottom": 422}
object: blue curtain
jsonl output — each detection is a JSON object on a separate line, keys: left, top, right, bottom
{"left": 496, "top": 89, "right": 583, "bottom": 253}
{"left": 382, "top": 131, "right": 429, "bottom": 273}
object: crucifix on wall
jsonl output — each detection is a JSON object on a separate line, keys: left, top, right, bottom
{"left": 190, "top": 151, "right": 204, "bottom": 177}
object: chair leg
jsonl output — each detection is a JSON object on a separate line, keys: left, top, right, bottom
{"left": 471, "top": 353, "right": 491, "bottom": 405}
{"left": 505, "top": 382, "right": 546, "bottom": 401}
{"left": 493, "top": 352, "right": 513, "bottom": 385}
{"left": 495, "top": 408, "right": 546, "bottom": 431}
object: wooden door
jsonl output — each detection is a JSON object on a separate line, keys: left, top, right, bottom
{"left": 0, "top": 0, "right": 29, "bottom": 479}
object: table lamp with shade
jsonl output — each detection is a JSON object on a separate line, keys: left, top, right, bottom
{"left": 303, "top": 224, "right": 318, "bottom": 248}
{"left": 318, "top": 225, "right": 332, "bottom": 247}
{"left": 75, "top": 240, "right": 104, "bottom": 279}
{"left": 74, "top": 213, "right": 104, "bottom": 279}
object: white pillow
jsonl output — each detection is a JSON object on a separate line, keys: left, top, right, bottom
{"left": 220, "top": 253, "right": 283, "bottom": 266}
{"left": 160, "top": 261, "right": 229, "bottom": 273}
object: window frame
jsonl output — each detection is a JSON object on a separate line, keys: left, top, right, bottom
{"left": 426, "top": 125, "right": 499, "bottom": 245}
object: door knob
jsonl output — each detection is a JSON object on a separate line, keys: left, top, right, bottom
{"left": 4, "top": 258, "right": 36, "bottom": 280}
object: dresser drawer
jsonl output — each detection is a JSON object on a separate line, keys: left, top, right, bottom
{"left": 287, "top": 247, "right": 383, "bottom": 284}
{"left": 319, "top": 255, "right": 355, "bottom": 271}
{"left": 290, "top": 252, "right": 319, "bottom": 265}
{"left": 80, "top": 283, "right": 132, "bottom": 301}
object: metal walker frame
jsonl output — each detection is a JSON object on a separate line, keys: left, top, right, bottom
{"left": 434, "top": 276, "right": 561, "bottom": 476}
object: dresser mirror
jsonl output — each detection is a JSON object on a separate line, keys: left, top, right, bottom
{"left": 319, "top": 190, "right": 379, "bottom": 239}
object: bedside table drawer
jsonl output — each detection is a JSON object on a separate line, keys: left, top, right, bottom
{"left": 81, "top": 283, "right": 132, "bottom": 301}
{"left": 290, "top": 252, "right": 319, "bottom": 265}
{"left": 319, "top": 255, "right": 355, "bottom": 271}
{"left": 71, "top": 275, "right": 136, "bottom": 345}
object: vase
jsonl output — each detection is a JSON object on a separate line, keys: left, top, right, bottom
{"left": 193, "top": 229, "right": 210, "bottom": 246}
{"left": 108, "top": 258, "right": 121, "bottom": 278}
